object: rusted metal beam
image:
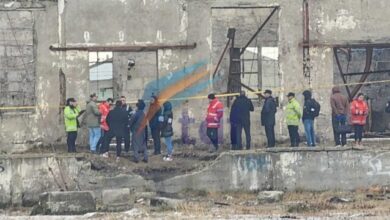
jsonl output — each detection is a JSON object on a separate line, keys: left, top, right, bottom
{"left": 301, "top": 42, "right": 390, "bottom": 48}
{"left": 333, "top": 48, "right": 352, "bottom": 100}
{"left": 213, "top": 38, "right": 231, "bottom": 79}
{"left": 240, "top": 7, "right": 278, "bottom": 55}
{"left": 350, "top": 47, "right": 373, "bottom": 99}
{"left": 49, "top": 43, "right": 197, "bottom": 52}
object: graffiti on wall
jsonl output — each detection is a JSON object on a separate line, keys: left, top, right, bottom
{"left": 367, "top": 152, "right": 390, "bottom": 176}
{"left": 140, "top": 60, "right": 225, "bottom": 144}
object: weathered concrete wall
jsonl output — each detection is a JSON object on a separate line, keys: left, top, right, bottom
{"left": 1, "top": 0, "right": 390, "bottom": 151}
{"left": 0, "top": 154, "right": 153, "bottom": 207}
{"left": 157, "top": 148, "right": 390, "bottom": 193}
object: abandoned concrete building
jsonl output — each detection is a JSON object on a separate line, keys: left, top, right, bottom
{"left": 1, "top": 0, "right": 390, "bottom": 218}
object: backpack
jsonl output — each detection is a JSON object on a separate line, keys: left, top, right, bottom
{"left": 386, "top": 101, "right": 390, "bottom": 113}
{"left": 308, "top": 99, "right": 321, "bottom": 118}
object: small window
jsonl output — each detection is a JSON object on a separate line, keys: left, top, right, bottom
{"left": 89, "top": 52, "right": 113, "bottom": 101}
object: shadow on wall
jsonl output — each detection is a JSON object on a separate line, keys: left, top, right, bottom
{"left": 142, "top": 60, "right": 224, "bottom": 145}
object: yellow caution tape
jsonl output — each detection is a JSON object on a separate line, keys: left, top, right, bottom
{"left": 1, "top": 79, "right": 390, "bottom": 110}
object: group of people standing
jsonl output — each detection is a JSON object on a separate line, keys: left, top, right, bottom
{"left": 64, "top": 87, "right": 377, "bottom": 161}
{"left": 226, "top": 87, "right": 372, "bottom": 149}
{"left": 64, "top": 94, "right": 174, "bottom": 163}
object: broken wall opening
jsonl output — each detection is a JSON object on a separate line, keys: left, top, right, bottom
{"left": 211, "top": 7, "right": 280, "bottom": 98}
{"left": 334, "top": 47, "right": 390, "bottom": 134}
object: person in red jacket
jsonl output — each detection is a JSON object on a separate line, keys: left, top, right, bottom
{"left": 205, "top": 93, "right": 224, "bottom": 153}
{"left": 350, "top": 93, "right": 369, "bottom": 146}
{"left": 98, "top": 98, "right": 113, "bottom": 157}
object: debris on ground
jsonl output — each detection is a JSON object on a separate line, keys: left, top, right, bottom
{"left": 257, "top": 191, "right": 284, "bottom": 203}
{"left": 328, "top": 196, "right": 353, "bottom": 203}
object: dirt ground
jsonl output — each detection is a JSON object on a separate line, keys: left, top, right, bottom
{"left": 4, "top": 140, "right": 390, "bottom": 219}
{"left": 2, "top": 190, "right": 390, "bottom": 219}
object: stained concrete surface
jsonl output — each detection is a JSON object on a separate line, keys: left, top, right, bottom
{"left": 1, "top": 0, "right": 390, "bottom": 152}
{"left": 157, "top": 146, "right": 390, "bottom": 193}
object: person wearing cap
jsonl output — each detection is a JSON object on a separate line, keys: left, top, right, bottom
{"left": 120, "top": 96, "right": 133, "bottom": 153}
{"left": 85, "top": 93, "right": 102, "bottom": 153}
{"left": 64, "top": 98, "right": 81, "bottom": 153}
{"left": 230, "top": 91, "right": 254, "bottom": 150}
{"left": 261, "top": 90, "right": 277, "bottom": 148}
{"left": 149, "top": 95, "right": 163, "bottom": 155}
{"left": 286, "top": 92, "right": 302, "bottom": 147}
{"left": 129, "top": 99, "right": 148, "bottom": 163}
{"left": 98, "top": 98, "right": 113, "bottom": 157}
{"left": 330, "top": 87, "right": 349, "bottom": 147}
{"left": 205, "top": 93, "right": 224, "bottom": 153}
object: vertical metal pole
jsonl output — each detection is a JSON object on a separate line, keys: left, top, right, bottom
{"left": 257, "top": 45, "right": 262, "bottom": 90}
{"left": 302, "top": 0, "right": 311, "bottom": 81}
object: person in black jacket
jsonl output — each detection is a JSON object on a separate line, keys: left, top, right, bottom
{"left": 160, "top": 102, "right": 174, "bottom": 161}
{"left": 229, "top": 95, "right": 239, "bottom": 150}
{"left": 231, "top": 91, "right": 254, "bottom": 150}
{"left": 120, "top": 96, "right": 133, "bottom": 152}
{"left": 149, "top": 95, "right": 162, "bottom": 155}
{"left": 103, "top": 100, "right": 128, "bottom": 161}
{"left": 261, "top": 90, "right": 277, "bottom": 148}
{"left": 302, "top": 90, "right": 317, "bottom": 147}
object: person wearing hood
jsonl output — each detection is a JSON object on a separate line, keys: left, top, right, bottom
{"left": 350, "top": 93, "right": 369, "bottom": 146}
{"left": 64, "top": 98, "right": 81, "bottom": 153}
{"left": 230, "top": 91, "right": 254, "bottom": 150}
{"left": 205, "top": 93, "right": 224, "bottom": 153}
{"left": 302, "top": 90, "right": 319, "bottom": 147}
{"left": 85, "top": 93, "right": 102, "bottom": 153}
{"left": 129, "top": 99, "right": 148, "bottom": 163}
{"left": 330, "top": 87, "right": 349, "bottom": 147}
{"left": 286, "top": 92, "right": 302, "bottom": 147}
{"left": 160, "top": 101, "right": 174, "bottom": 161}
{"left": 148, "top": 95, "right": 162, "bottom": 155}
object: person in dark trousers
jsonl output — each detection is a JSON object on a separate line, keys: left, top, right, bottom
{"left": 230, "top": 91, "right": 254, "bottom": 150}
{"left": 160, "top": 102, "right": 174, "bottom": 161}
{"left": 286, "top": 92, "right": 302, "bottom": 147}
{"left": 98, "top": 98, "right": 113, "bottom": 157}
{"left": 350, "top": 93, "right": 369, "bottom": 146}
{"left": 149, "top": 95, "right": 162, "bottom": 155}
{"left": 302, "top": 90, "right": 317, "bottom": 147}
{"left": 103, "top": 100, "right": 128, "bottom": 162}
{"left": 229, "top": 95, "right": 239, "bottom": 150}
{"left": 205, "top": 93, "right": 224, "bottom": 153}
{"left": 261, "top": 90, "right": 277, "bottom": 148}
{"left": 64, "top": 98, "right": 80, "bottom": 153}
{"left": 129, "top": 100, "right": 148, "bottom": 163}
{"left": 120, "top": 96, "right": 133, "bottom": 152}
{"left": 330, "top": 87, "right": 349, "bottom": 147}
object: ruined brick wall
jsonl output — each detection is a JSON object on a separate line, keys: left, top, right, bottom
{"left": 0, "top": 11, "right": 35, "bottom": 108}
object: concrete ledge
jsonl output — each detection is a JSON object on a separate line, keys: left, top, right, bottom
{"left": 0, "top": 153, "right": 87, "bottom": 159}
{"left": 101, "top": 188, "right": 134, "bottom": 212}
{"left": 157, "top": 148, "right": 390, "bottom": 193}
